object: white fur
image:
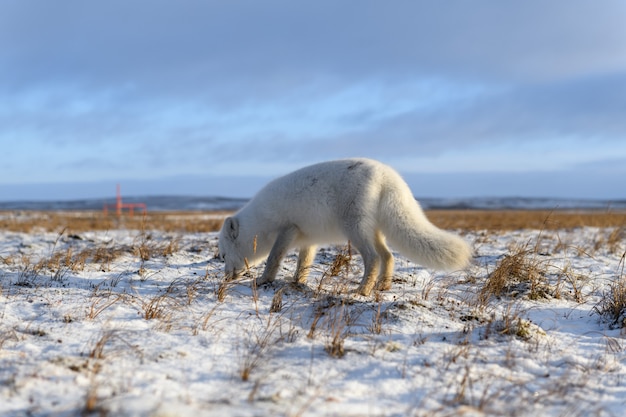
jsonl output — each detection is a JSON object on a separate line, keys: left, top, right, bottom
{"left": 218, "top": 158, "right": 471, "bottom": 296}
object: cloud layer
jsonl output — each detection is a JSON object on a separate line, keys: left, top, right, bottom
{"left": 1, "top": 1, "right": 625, "bottom": 198}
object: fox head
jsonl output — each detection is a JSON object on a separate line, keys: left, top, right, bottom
{"left": 218, "top": 217, "right": 247, "bottom": 280}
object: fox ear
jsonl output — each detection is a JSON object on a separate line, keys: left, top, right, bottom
{"left": 224, "top": 217, "right": 239, "bottom": 240}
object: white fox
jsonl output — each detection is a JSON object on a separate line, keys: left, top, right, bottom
{"left": 218, "top": 158, "right": 471, "bottom": 296}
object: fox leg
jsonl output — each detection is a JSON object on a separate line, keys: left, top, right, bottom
{"left": 294, "top": 245, "right": 316, "bottom": 284}
{"left": 374, "top": 230, "right": 394, "bottom": 291}
{"left": 256, "top": 225, "right": 298, "bottom": 286}
{"left": 352, "top": 235, "right": 381, "bottom": 296}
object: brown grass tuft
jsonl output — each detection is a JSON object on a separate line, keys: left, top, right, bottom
{"left": 479, "top": 244, "right": 550, "bottom": 305}
{"left": 594, "top": 252, "right": 626, "bottom": 329}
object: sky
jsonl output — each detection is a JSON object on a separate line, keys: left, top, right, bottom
{"left": 1, "top": 1, "right": 626, "bottom": 201}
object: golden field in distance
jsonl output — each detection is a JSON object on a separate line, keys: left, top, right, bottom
{"left": 1, "top": 209, "right": 625, "bottom": 234}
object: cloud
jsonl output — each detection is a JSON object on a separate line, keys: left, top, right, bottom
{"left": 205, "top": 72, "right": 626, "bottom": 169}
{"left": 3, "top": 1, "right": 626, "bottom": 93}
{"left": 2, "top": 1, "right": 626, "bottom": 198}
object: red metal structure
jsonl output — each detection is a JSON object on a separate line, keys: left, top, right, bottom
{"left": 103, "top": 184, "right": 147, "bottom": 217}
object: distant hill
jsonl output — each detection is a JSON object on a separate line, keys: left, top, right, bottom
{"left": 1, "top": 196, "right": 625, "bottom": 211}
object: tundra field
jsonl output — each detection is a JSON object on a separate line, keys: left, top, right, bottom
{"left": 1, "top": 210, "right": 625, "bottom": 416}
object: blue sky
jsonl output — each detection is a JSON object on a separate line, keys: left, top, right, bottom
{"left": 1, "top": 1, "right": 626, "bottom": 201}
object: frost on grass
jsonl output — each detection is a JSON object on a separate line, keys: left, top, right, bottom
{"left": 0, "top": 226, "right": 625, "bottom": 416}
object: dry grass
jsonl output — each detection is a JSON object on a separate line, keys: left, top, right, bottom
{"left": 473, "top": 224, "right": 614, "bottom": 307}
{"left": 427, "top": 210, "right": 626, "bottom": 231}
{"left": 238, "top": 316, "right": 281, "bottom": 382}
{"left": 3, "top": 209, "right": 626, "bottom": 234}
{"left": 478, "top": 244, "right": 551, "bottom": 304}
{"left": 594, "top": 252, "right": 626, "bottom": 329}
{"left": 0, "top": 211, "right": 227, "bottom": 233}
{"left": 323, "top": 300, "right": 349, "bottom": 358}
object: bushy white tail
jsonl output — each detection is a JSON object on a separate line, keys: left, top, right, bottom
{"left": 379, "top": 187, "right": 471, "bottom": 270}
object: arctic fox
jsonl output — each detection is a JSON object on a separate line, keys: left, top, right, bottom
{"left": 218, "top": 158, "right": 471, "bottom": 296}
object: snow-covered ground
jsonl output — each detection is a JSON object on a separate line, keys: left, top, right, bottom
{"left": 0, "top": 225, "right": 625, "bottom": 416}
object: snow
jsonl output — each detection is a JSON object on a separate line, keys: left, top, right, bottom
{"left": 0, "top": 225, "right": 625, "bottom": 416}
